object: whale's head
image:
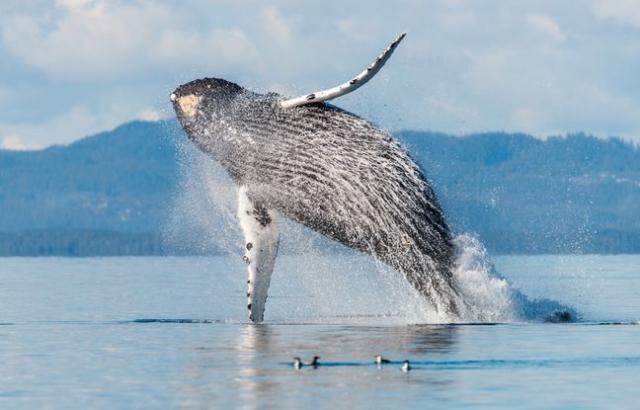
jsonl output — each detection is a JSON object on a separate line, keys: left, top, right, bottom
{"left": 171, "top": 77, "right": 258, "bottom": 166}
{"left": 171, "top": 77, "right": 243, "bottom": 125}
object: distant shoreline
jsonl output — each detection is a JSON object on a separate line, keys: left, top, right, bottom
{"left": 1, "top": 253, "right": 638, "bottom": 258}
{"left": 1, "top": 229, "right": 638, "bottom": 257}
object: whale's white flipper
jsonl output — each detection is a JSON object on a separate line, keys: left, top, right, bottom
{"left": 237, "top": 186, "right": 280, "bottom": 323}
{"left": 280, "top": 32, "right": 406, "bottom": 108}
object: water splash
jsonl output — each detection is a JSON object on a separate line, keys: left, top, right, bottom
{"left": 163, "top": 138, "right": 240, "bottom": 255}
{"left": 451, "top": 234, "right": 578, "bottom": 323}
{"left": 452, "top": 234, "right": 516, "bottom": 322}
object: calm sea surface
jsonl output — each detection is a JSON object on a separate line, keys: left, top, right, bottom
{"left": 0, "top": 254, "right": 638, "bottom": 409}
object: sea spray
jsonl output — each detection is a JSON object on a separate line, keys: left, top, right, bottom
{"left": 451, "top": 234, "right": 578, "bottom": 323}
{"left": 163, "top": 136, "right": 239, "bottom": 255}
{"left": 452, "top": 234, "right": 516, "bottom": 322}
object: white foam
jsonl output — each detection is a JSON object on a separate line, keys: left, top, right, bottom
{"left": 449, "top": 233, "right": 578, "bottom": 323}
{"left": 452, "top": 234, "right": 517, "bottom": 322}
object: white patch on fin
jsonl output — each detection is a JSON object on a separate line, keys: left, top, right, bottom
{"left": 237, "top": 186, "right": 280, "bottom": 323}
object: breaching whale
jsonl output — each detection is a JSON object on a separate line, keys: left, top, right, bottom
{"left": 171, "top": 33, "right": 463, "bottom": 322}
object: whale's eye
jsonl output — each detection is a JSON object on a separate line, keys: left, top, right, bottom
{"left": 177, "top": 94, "right": 201, "bottom": 117}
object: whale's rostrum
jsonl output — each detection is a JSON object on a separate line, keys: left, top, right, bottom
{"left": 171, "top": 33, "right": 464, "bottom": 322}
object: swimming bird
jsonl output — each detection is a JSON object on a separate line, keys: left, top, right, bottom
{"left": 401, "top": 360, "right": 411, "bottom": 372}
{"left": 292, "top": 356, "right": 320, "bottom": 369}
{"left": 375, "top": 355, "right": 391, "bottom": 365}
{"left": 308, "top": 356, "right": 320, "bottom": 368}
{"left": 172, "top": 33, "right": 463, "bottom": 323}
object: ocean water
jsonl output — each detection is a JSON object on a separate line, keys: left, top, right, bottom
{"left": 0, "top": 254, "right": 638, "bottom": 409}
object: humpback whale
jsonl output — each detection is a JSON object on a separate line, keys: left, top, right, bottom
{"left": 171, "top": 33, "right": 463, "bottom": 322}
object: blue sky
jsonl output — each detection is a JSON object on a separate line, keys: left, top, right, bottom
{"left": 1, "top": 0, "right": 639, "bottom": 149}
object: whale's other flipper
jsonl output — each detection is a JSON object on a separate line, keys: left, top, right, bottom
{"left": 237, "top": 186, "right": 280, "bottom": 323}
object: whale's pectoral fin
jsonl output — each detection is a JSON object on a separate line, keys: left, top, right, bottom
{"left": 237, "top": 186, "right": 280, "bottom": 323}
{"left": 280, "top": 32, "right": 406, "bottom": 108}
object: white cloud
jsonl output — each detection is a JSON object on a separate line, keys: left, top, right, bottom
{"left": 152, "top": 27, "right": 259, "bottom": 72}
{"left": 592, "top": 0, "right": 640, "bottom": 27}
{"left": 1, "top": 135, "right": 40, "bottom": 151}
{"left": 335, "top": 18, "right": 378, "bottom": 43}
{"left": 1, "top": 1, "right": 260, "bottom": 78}
{"left": 437, "top": 0, "right": 475, "bottom": 30}
{"left": 0, "top": 104, "right": 145, "bottom": 147}
{"left": 136, "top": 108, "right": 168, "bottom": 122}
{"left": 510, "top": 107, "right": 541, "bottom": 134}
{"left": 526, "top": 13, "right": 566, "bottom": 42}
{"left": 55, "top": 0, "right": 97, "bottom": 10}
{"left": 261, "top": 5, "right": 292, "bottom": 46}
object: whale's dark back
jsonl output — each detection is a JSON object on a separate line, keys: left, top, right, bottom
{"left": 175, "top": 79, "right": 461, "bottom": 316}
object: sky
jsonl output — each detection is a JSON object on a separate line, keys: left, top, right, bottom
{"left": 1, "top": 0, "right": 639, "bottom": 150}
